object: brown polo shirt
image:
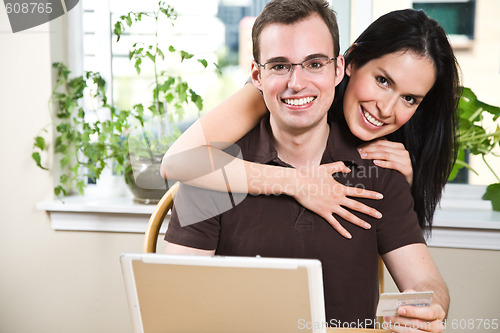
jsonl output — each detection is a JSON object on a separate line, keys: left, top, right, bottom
{"left": 165, "top": 115, "right": 425, "bottom": 326}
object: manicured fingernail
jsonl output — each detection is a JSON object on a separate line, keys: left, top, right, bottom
{"left": 360, "top": 153, "right": 367, "bottom": 158}
{"left": 376, "top": 193, "right": 384, "bottom": 199}
{"left": 365, "top": 223, "right": 371, "bottom": 229}
{"left": 345, "top": 232, "right": 352, "bottom": 239}
{"left": 376, "top": 212, "right": 382, "bottom": 218}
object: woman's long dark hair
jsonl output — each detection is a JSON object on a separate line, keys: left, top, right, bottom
{"left": 332, "top": 9, "right": 460, "bottom": 233}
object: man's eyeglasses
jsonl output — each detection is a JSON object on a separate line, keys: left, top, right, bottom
{"left": 256, "top": 57, "right": 336, "bottom": 76}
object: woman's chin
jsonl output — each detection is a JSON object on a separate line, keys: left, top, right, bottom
{"left": 350, "top": 126, "right": 378, "bottom": 142}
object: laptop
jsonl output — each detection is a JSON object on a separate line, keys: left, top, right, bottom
{"left": 120, "top": 253, "right": 327, "bottom": 333}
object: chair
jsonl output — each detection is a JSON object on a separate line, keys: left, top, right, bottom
{"left": 142, "top": 182, "right": 179, "bottom": 253}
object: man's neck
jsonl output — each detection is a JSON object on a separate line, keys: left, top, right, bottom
{"left": 270, "top": 117, "right": 330, "bottom": 169}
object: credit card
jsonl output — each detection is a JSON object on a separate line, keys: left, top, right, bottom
{"left": 376, "top": 291, "right": 434, "bottom": 317}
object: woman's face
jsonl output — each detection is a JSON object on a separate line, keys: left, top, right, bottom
{"left": 343, "top": 51, "right": 436, "bottom": 141}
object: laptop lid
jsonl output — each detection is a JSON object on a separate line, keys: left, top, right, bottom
{"left": 120, "top": 253, "right": 326, "bottom": 333}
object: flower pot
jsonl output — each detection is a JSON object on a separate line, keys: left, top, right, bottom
{"left": 124, "top": 155, "right": 169, "bottom": 204}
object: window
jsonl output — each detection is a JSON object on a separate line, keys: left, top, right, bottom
{"left": 81, "top": 0, "right": 234, "bottom": 117}
{"left": 413, "top": 1, "right": 475, "bottom": 38}
{"left": 74, "top": 0, "right": 500, "bottom": 191}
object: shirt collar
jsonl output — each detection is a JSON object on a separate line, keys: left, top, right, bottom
{"left": 247, "top": 113, "right": 281, "bottom": 165}
{"left": 323, "top": 118, "right": 365, "bottom": 166}
{"left": 246, "top": 114, "right": 364, "bottom": 167}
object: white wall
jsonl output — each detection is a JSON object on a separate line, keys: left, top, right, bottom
{"left": 0, "top": 9, "right": 143, "bottom": 333}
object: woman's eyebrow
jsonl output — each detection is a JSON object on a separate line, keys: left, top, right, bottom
{"left": 378, "top": 67, "right": 425, "bottom": 99}
{"left": 378, "top": 68, "right": 396, "bottom": 86}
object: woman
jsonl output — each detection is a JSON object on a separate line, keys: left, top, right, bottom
{"left": 162, "top": 8, "right": 460, "bottom": 238}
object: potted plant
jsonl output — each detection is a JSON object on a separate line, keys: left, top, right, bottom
{"left": 449, "top": 87, "right": 500, "bottom": 210}
{"left": 33, "top": 1, "right": 207, "bottom": 203}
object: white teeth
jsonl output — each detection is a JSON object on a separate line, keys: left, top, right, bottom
{"left": 363, "top": 110, "right": 384, "bottom": 127}
{"left": 283, "top": 97, "right": 315, "bottom": 106}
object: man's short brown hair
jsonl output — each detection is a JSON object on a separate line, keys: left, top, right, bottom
{"left": 252, "top": 0, "right": 340, "bottom": 63}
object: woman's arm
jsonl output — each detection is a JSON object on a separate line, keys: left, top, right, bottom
{"left": 161, "top": 84, "right": 383, "bottom": 239}
{"left": 162, "top": 84, "right": 266, "bottom": 163}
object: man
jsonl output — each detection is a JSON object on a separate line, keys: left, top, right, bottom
{"left": 165, "top": 0, "right": 448, "bottom": 331}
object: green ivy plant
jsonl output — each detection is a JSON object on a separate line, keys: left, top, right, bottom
{"left": 32, "top": 63, "right": 136, "bottom": 196}
{"left": 449, "top": 87, "right": 500, "bottom": 210}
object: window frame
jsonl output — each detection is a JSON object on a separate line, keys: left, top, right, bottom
{"left": 412, "top": 0, "right": 476, "bottom": 49}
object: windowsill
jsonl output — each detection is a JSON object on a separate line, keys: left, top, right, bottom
{"left": 448, "top": 34, "right": 474, "bottom": 51}
{"left": 37, "top": 184, "right": 500, "bottom": 251}
{"left": 36, "top": 193, "right": 170, "bottom": 234}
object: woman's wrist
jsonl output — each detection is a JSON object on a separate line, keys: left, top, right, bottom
{"left": 246, "top": 163, "right": 298, "bottom": 197}
{"left": 273, "top": 167, "right": 298, "bottom": 197}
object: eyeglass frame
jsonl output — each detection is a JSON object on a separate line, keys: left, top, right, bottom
{"left": 255, "top": 56, "right": 337, "bottom": 76}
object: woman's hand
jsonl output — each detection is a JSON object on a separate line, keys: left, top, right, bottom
{"left": 287, "top": 162, "right": 383, "bottom": 239}
{"left": 358, "top": 139, "right": 413, "bottom": 186}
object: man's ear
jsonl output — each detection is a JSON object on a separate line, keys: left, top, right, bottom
{"left": 334, "top": 55, "right": 345, "bottom": 87}
{"left": 251, "top": 61, "right": 262, "bottom": 89}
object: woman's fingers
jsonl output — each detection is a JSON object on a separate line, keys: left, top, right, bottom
{"left": 341, "top": 197, "right": 382, "bottom": 220}
{"left": 332, "top": 205, "right": 373, "bottom": 230}
{"left": 358, "top": 139, "right": 413, "bottom": 185}
{"left": 292, "top": 162, "right": 386, "bottom": 239}
{"left": 343, "top": 185, "right": 383, "bottom": 200}
{"left": 322, "top": 214, "right": 352, "bottom": 239}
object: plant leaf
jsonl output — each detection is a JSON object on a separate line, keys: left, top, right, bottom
{"left": 197, "top": 59, "right": 208, "bottom": 68}
{"left": 54, "top": 185, "right": 65, "bottom": 197}
{"left": 113, "top": 22, "right": 123, "bottom": 41}
{"left": 134, "top": 57, "right": 142, "bottom": 74}
{"left": 76, "top": 180, "right": 86, "bottom": 195}
{"left": 34, "top": 136, "right": 46, "bottom": 151}
{"left": 482, "top": 183, "right": 500, "bottom": 211}
{"left": 125, "top": 14, "right": 132, "bottom": 27}
{"left": 146, "top": 51, "right": 155, "bottom": 62}
{"left": 190, "top": 89, "right": 203, "bottom": 111}
{"left": 180, "top": 50, "right": 194, "bottom": 62}
{"left": 32, "top": 152, "right": 48, "bottom": 170}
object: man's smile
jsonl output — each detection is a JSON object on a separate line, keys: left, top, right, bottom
{"left": 282, "top": 96, "right": 316, "bottom": 106}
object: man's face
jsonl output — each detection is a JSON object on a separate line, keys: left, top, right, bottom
{"left": 251, "top": 14, "right": 344, "bottom": 134}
